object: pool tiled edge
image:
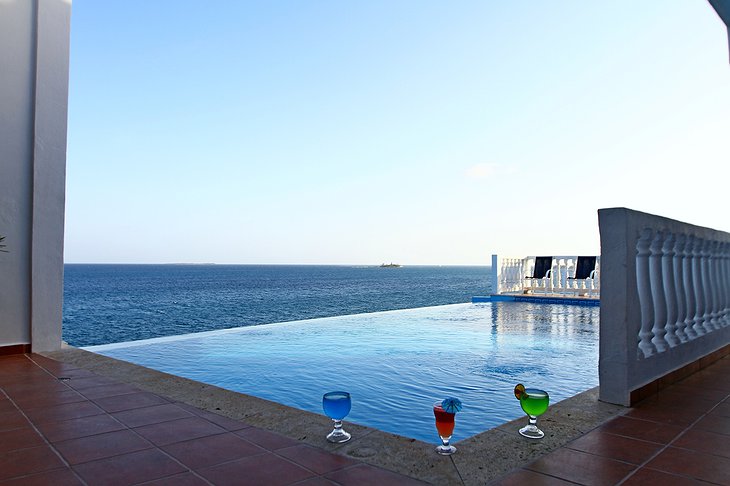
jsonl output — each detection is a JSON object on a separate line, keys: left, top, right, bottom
{"left": 472, "top": 294, "right": 600, "bottom": 306}
{"left": 44, "top": 346, "right": 626, "bottom": 485}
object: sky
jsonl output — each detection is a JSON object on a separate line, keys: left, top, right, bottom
{"left": 65, "top": 1, "right": 730, "bottom": 265}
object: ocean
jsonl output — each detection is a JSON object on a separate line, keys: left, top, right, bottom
{"left": 63, "top": 264, "right": 491, "bottom": 346}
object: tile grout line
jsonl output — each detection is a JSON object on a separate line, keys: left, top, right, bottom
{"left": 489, "top": 365, "right": 730, "bottom": 485}
{"left": 48, "top": 349, "right": 628, "bottom": 485}
{"left": 21, "top": 354, "right": 219, "bottom": 486}
{"left": 614, "top": 392, "right": 730, "bottom": 485}
{"left": 271, "top": 450, "right": 360, "bottom": 484}
{"left": 270, "top": 441, "right": 431, "bottom": 485}
{"left": 25, "top": 354, "right": 414, "bottom": 485}
{"left": 486, "top": 408, "right": 636, "bottom": 486}
{"left": 330, "top": 425, "right": 376, "bottom": 451}
{"left": 1, "top": 356, "right": 89, "bottom": 486}
{"left": 272, "top": 442, "right": 355, "bottom": 472}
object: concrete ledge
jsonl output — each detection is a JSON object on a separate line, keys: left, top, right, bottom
{"left": 45, "top": 346, "right": 626, "bottom": 485}
{"left": 629, "top": 342, "right": 730, "bottom": 405}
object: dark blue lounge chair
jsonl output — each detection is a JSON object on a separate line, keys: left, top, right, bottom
{"left": 566, "top": 256, "right": 598, "bottom": 296}
{"left": 523, "top": 256, "right": 553, "bottom": 293}
{"left": 526, "top": 256, "right": 553, "bottom": 280}
{"left": 568, "top": 256, "right": 597, "bottom": 281}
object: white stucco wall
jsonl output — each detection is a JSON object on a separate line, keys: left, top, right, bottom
{"left": 0, "top": 0, "right": 71, "bottom": 352}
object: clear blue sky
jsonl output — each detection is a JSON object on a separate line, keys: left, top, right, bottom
{"left": 65, "top": 1, "right": 730, "bottom": 264}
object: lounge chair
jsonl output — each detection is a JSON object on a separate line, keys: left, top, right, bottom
{"left": 523, "top": 256, "right": 553, "bottom": 293}
{"left": 567, "top": 256, "right": 597, "bottom": 296}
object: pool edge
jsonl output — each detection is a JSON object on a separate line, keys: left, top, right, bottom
{"left": 44, "top": 346, "right": 626, "bottom": 485}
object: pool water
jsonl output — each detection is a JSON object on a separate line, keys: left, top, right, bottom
{"left": 86, "top": 302, "right": 599, "bottom": 443}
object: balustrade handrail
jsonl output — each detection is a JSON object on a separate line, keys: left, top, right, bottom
{"left": 598, "top": 208, "right": 730, "bottom": 406}
{"left": 491, "top": 254, "right": 600, "bottom": 297}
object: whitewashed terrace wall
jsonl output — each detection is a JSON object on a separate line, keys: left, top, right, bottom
{"left": 0, "top": 0, "right": 70, "bottom": 352}
{"left": 598, "top": 208, "right": 730, "bottom": 406}
{"left": 491, "top": 255, "right": 600, "bottom": 296}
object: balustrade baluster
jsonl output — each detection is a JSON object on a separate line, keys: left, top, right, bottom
{"left": 691, "top": 237, "right": 707, "bottom": 336}
{"left": 683, "top": 235, "right": 699, "bottom": 340}
{"left": 720, "top": 242, "right": 728, "bottom": 325}
{"left": 502, "top": 260, "right": 508, "bottom": 293}
{"left": 699, "top": 239, "right": 714, "bottom": 333}
{"left": 649, "top": 231, "right": 669, "bottom": 352}
{"left": 672, "top": 234, "right": 689, "bottom": 343}
{"left": 720, "top": 241, "right": 730, "bottom": 327}
{"left": 708, "top": 241, "right": 721, "bottom": 330}
{"left": 548, "top": 259, "right": 555, "bottom": 293}
{"left": 722, "top": 241, "right": 730, "bottom": 325}
{"left": 563, "top": 258, "right": 575, "bottom": 290}
{"left": 502, "top": 262, "right": 506, "bottom": 293}
{"left": 511, "top": 259, "right": 516, "bottom": 292}
{"left": 661, "top": 233, "right": 679, "bottom": 347}
{"left": 507, "top": 259, "right": 517, "bottom": 293}
{"left": 636, "top": 229, "right": 656, "bottom": 358}
{"left": 717, "top": 241, "right": 728, "bottom": 326}
{"left": 517, "top": 258, "right": 524, "bottom": 292}
{"left": 499, "top": 258, "right": 514, "bottom": 292}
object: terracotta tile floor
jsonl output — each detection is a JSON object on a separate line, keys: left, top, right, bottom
{"left": 3, "top": 353, "right": 730, "bottom": 485}
{"left": 496, "top": 355, "right": 730, "bottom": 485}
{"left": 0, "top": 354, "right": 426, "bottom": 485}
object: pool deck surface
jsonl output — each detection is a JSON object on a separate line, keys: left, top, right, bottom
{"left": 2, "top": 349, "right": 729, "bottom": 485}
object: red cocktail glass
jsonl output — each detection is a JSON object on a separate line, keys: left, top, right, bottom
{"left": 433, "top": 401, "right": 456, "bottom": 455}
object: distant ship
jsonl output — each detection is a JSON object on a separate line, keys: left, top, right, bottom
{"left": 380, "top": 263, "right": 402, "bottom": 268}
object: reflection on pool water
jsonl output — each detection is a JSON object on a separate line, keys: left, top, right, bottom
{"left": 85, "top": 302, "right": 599, "bottom": 443}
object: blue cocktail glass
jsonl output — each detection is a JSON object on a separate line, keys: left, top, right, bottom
{"left": 322, "top": 391, "right": 352, "bottom": 443}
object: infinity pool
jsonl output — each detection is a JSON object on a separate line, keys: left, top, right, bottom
{"left": 86, "top": 302, "right": 599, "bottom": 443}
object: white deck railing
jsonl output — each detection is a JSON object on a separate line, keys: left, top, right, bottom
{"left": 598, "top": 208, "right": 730, "bottom": 406}
{"left": 491, "top": 255, "right": 600, "bottom": 297}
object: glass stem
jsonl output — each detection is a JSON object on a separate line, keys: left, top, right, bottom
{"left": 441, "top": 436, "right": 451, "bottom": 447}
{"left": 333, "top": 419, "right": 343, "bottom": 431}
{"left": 529, "top": 415, "right": 537, "bottom": 426}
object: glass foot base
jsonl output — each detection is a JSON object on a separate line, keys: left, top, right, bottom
{"left": 519, "top": 424, "right": 544, "bottom": 439}
{"left": 435, "top": 444, "right": 456, "bottom": 455}
{"left": 326, "top": 429, "right": 351, "bottom": 443}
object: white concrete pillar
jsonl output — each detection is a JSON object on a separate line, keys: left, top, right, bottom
{"left": 0, "top": 0, "right": 71, "bottom": 353}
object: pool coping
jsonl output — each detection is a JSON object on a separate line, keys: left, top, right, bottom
{"left": 44, "top": 345, "right": 628, "bottom": 485}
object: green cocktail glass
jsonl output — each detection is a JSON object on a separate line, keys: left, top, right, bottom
{"left": 515, "top": 385, "right": 549, "bottom": 439}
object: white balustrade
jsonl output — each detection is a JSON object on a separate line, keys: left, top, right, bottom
{"left": 598, "top": 208, "right": 730, "bottom": 406}
{"left": 491, "top": 255, "right": 600, "bottom": 297}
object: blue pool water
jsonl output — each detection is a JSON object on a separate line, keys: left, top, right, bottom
{"left": 86, "top": 302, "right": 599, "bottom": 443}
